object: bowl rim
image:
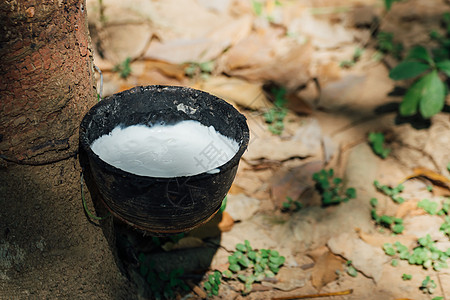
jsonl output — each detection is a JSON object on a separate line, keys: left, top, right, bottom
{"left": 79, "top": 85, "right": 249, "bottom": 182}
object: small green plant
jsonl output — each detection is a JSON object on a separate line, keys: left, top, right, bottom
{"left": 376, "top": 31, "right": 403, "bottom": 60}
{"left": 138, "top": 253, "right": 189, "bottom": 299}
{"left": 420, "top": 276, "right": 437, "bottom": 294}
{"left": 438, "top": 198, "right": 450, "bottom": 216}
{"left": 251, "top": 0, "right": 263, "bottom": 16}
{"left": 204, "top": 271, "right": 222, "bottom": 297}
{"left": 418, "top": 199, "right": 439, "bottom": 215}
{"left": 402, "top": 273, "right": 412, "bottom": 280}
{"left": 389, "top": 13, "right": 450, "bottom": 119}
{"left": 345, "top": 261, "right": 358, "bottom": 277}
{"left": 384, "top": 0, "right": 403, "bottom": 11}
{"left": 264, "top": 87, "right": 288, "bottom": 135}
{"left": 221, "top": 240, "right": 285, "bottom": 294}
{"left": 374, "top": 180, "right": 405, "bottom": 203}
{"left": 113, "top": 57, "right": 132, "bottom": 79}
{"left": 391, "top": 259, "right": 399, "bottom": 267}
{"left": 440, "top": 216, "right": 450, "bottom": 237}
{"left": 368, "top": 132, "right": 391, "bottom": 159}
{"left": 184, "top": 61, "right": 214, "bottom": 79}
{"left": 371, "top": 206, "right": 404, "bottom": 234}
{"left": 281, "top": 196, "right": 302, "bottom": 212}
{"left": 340, "top": 47, "right": 364, "bottom": 68}
{"left": 312, "top": 169, "right": 357, "bottom": 206}
{"left": 370, "top": 197, "right": 378, "bottom": 207}
{"left": 383, "top": 235, "right": 450, "bottom": 272}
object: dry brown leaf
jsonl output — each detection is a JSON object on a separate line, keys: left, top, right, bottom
{"left": 356, "top": 229, "right": 416, "bottom": 248}
{"left": 144, "top": 14, "right": 251, "bottom": 63}
{"left": 405, "top": 167, "right": 450, "bottom": 189}
{"left": 218, "top": 211, "right": 234, "bottom": 232}
{"left": 219, "top": 28, "right": 312, "bottom": 89}
{"left": 310, "top": 251, "right": 345, "bottom": 290}
{"left": 143, "top": 60, "right": 186, "bottom": 81}
{"left": 228, "top": 184, "right": 246, "bottom": 195}
{"left": 432, "top": 185, "right": 450, "bottom": 197}
{"left": 270, "top": 161, "right": 323, "bottom": 207}
{"left": 395, "top": 200, "right": 424, "bottom": 218}
{"left": 306, "top": 245, "right": 329, "bottom": 262}
{"left": 197, "top": 76, "right": 271, "bottom": 110}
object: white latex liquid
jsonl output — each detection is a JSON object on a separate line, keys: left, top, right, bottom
{"left": 91, "top": 120, "right": 239, "bottom": 177}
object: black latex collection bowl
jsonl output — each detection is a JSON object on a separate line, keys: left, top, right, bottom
{"left": 79, "top": 85, "right": 249, "bottom": 235}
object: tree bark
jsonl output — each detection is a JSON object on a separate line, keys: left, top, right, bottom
{"left": 0, "top": 1, "right": 133, "bottom": 298}
{"left": 0, "top": 0, "right": 95, "bottom": 163}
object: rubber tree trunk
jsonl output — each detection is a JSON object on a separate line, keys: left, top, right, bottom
{"left": 0, "top": 1, "right": 132, "bottom": 297}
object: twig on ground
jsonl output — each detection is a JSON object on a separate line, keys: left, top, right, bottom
{"left": 271, "top": 289, "right": 353, "bottom": 300}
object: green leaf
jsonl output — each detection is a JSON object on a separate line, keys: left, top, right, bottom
{"left": 252, "top": 0, "right": 263, "bottom": 16}
{"left": 402, "top": 273, "right": 412, "bottom": 280}
{"left": 380, "top": 215, "right": 394, "bottom": 226}
{"left": 370, "top": 198, "right": 378, "bottom": 207}
{"left": 247, "top": 250, "right": 257, "bottom": 261}
{"left": 228, "top": 256, "right": 238, "bottom": 265}
{"left": 436, "top": 60, "right": 450, "bottom": 76}
{"left": 237, "top": 274, "right": 247, "bottom": 282}
{"left": 389, "top": 61, "right": 431, "bottom": 80}
{"left": 270, "top": 250, "right": 280, "bottom": 257}
{"left": 391, "top": 259, "right": 399, "bottom": 267}
{"left": 269, "top": 256, "right": 285, "bottom": 266}
{"left": 419, "top": 71, "right": 446, "bottom": 118}
{"left": 392, "top": 224, "right": 404, "bottom": 234}
{"left": 264, "top": 270, "right": 275, "bottom": 278}
{"left": 243, "top": 282, "right": 253, "bottom": 294}
{"left": 236, "top": 243, "right": 247, "bottom": 252}
{"left": 139, "top": 264, "right": 149, "bottom": 277}
{"left": 383, "top": 243, "right": 396, "bottom": 256}
{"left": 345, "top": 188, "right": 357, "bottom": 199}
{"left": 347, "top": 265, "right": 358, "bottom": 277}
{"left": 204, "top": 281, "right": 212, "bottom": 291}
{"left": 384, "top": 0, "right": 393, "bottom": 10}
{"left": 245, "top": 240, "right": 252, "bottom": 251}
{"left": 399, "top": 74, "right": 430, "bottom": 116}
{"left": 222, "top": 270, "right": 233, "bottom": 278}
{"left": 229, "top": 263, "right": 241, "bottom": 273}
{"left": 238, "top": 256, "right": 251, "bottom": 268}
{"left": 407, "top": 46, "right": 433, "bottom": 64}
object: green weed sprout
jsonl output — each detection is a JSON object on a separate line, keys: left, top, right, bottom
{"left": 368, "top": 132, "right": 391, "bottom": 159}
{"left": 383, "top": 235, "right": 450, "bottom": 272}
{"left": 281, "top": 196, "right": 302, "bottom": 212}
{"left": 376, "top": 31, "right": 403, "bottom": 60}
{"left": 417, "top": 199, "right": 439, "bottom": 215}
{"left": 204, "top": 271, "right": 222, "bottom": 297}
{"left": 313, "top": 169, "right": 357, "bottom": 206}
{"left": 221, "top": 240, "right": 285, "bottom": 295}
{"left": 402, "top": 273, "right": 412, "bottom": 280}
{"left": 420, "top": 276, "right": 437, "bottom": 294}
{"left": 138, "top": 253, "right": 189, "bottom": 299}
{"left": 374, "top": 180, "right": 405, "bottom": 203}
{"left": 371, "top": 200, "right": 404, "bottom": 234}
{"left": 184, "top": 61, "right": 214, "bottom": 79}
{"left": 441, "top": 216, "right": 450, "bottom": 237}
{"left": 389, "top": 13, "right": 450, "bottom": 118}
{"left": 113, "top": 57, "right": 132, "bottom": 79}
{"left": 345, "top": 261, "right": 358, "bottom": 277}
{"left": 264, "top": 87, "right": 288, "bottom": 135}
{"left": 340, "top": 47, "right": 364, "bottom": 68}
